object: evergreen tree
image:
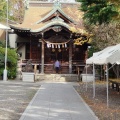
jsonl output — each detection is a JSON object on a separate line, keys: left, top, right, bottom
{"left": 77, "top": 0, "right": 120, "bottom": 57}
{"left": 78, "top": 0, "right": 119, "bottom": 25}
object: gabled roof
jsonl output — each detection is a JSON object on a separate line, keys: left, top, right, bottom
{"left": 10, "top": 3, "right": 84, "bottom": 32}
{"left": 35, "top": 6, "right": 75, "bottom": 24}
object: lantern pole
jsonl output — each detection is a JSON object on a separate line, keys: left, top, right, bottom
{"left": 3, "top": 0, "right": 8, "bottom": 81}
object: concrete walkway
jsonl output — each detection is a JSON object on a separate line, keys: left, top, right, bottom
{"left": 19, "top": 82, "right": 98, "bottom": 120}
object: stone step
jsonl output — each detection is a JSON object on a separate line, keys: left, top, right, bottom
{"left": 35, "top": 74, "right": 78, "bottom": 82}
{"left": 44, "top": 66, "right": 69, "bottom": 74}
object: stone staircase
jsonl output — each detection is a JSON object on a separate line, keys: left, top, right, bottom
{"left": 44, "top": 65, "right": 69, "bottom": 74}
{"left": 17, "top": 60, "right": 82, "bottom": 81}
{"left": 44, "top": 65, "right": 54, "bottom": 74}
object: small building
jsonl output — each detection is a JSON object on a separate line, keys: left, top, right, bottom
{"left": 9, "top": 0, "right": 90, "bottom": 74}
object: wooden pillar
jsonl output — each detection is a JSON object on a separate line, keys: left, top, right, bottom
{"left": 69, "top": 41, "right": 72, "bottom": 74}
{"left": 30, "top": 39, "right": 32, "bottom": 59}
{"left": 34, "top": 64, "right": 37, "bottom": 73}
{"left": 41, "top": 39, "right": 45, "bottom": 74}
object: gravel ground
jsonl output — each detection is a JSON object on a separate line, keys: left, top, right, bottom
{"left": 1, "top": 79, "right": 120, "bottom": 120}
{"left": 0, "top": 80, "right": 40, "bottom": 120}
{"left": 74, "top": 81, "right": 120, "bottom": 120}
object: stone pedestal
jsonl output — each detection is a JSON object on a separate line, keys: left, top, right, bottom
{"left": 22, "top": 59, "right": 34, "bottom": 82}
{"left": 81, "top": 74, "right": 94, "bottom": 82}
{"left": 22, "top": 72, "right": 35, "bottom": 82}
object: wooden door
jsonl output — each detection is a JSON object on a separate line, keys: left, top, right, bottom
{"left": 30, "top": 43, "right": 41, "bottom": 60}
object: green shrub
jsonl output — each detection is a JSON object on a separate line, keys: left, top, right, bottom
{"left": 0, "top": 46, "right": 18, "bottom": 79}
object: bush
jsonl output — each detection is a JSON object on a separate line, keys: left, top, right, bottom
{"left": 0, "top": 46, "right": 18, "bottom": 79}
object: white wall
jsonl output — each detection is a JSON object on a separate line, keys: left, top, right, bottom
{"left": 9, "top": 33, "right": 17, "bottom": 48}
{"left": 18, "top": 45, "right": 26, "bottom": 60}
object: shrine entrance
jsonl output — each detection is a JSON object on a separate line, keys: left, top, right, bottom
{"left": 45, "top": 47, "right": 69, "bottom": 63}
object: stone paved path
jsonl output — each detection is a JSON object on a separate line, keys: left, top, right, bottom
{"left": 19, "top": 82, "right": 98, "bottom": 120}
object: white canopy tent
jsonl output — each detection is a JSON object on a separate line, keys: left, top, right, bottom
{"left": 86, "top": 44, "right": 120, "bottom": 107}
{"left": 86, "top": 46, "right": 114, "bottom": 64}
{"left": 0, "top": 23, "right": 10, "bottom": 30}
{"left": 93, "top": 44, "right": 120, "bottom": 65}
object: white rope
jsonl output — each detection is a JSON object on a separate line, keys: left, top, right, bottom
{"left": 43, "top": 39, "right": 70, "bottom": 45}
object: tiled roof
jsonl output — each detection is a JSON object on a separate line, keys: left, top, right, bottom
{"left": 62, "top": 5, "right": 84, "bottom": 29}
{"left": 10, "top": 3, "right": 84, "bottom": 31}
{"left": 36, "top": 6, "right": 75, "bottom": 24}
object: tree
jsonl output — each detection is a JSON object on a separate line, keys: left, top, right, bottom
{"left": 77, "top": 0, "right": 120, "bottom": 57}
{"left": 78, "top": 0, "right": 119, "bottom": 25}
{"left": 0, "top": 0, "right": 7, "bottom": 21}
{"left": 0, "top": 0, "right": 25, "bottom": 23}
{"left": 0, "top": 0, "right": 24, "bottom": 79}
{"left": 0, "top": 42, "right": 18, "bottom": 79}
{"left": 9, "top": 0, "right": 25, "bottom": 23}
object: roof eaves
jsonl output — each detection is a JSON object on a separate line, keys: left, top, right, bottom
{"left": 9, "top": 24, "right": 31, "bottom": 31}
{"left": 31, "top": 21, "right": 70, "bottom": 32}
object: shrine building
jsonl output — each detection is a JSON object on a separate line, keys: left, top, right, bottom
{"left": 9, "top": 0, "right": 91, "bottom": 74}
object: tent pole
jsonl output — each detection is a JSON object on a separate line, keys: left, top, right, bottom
{"left": 93, "top": 64, "right": 95, "bottom": 98}
{"left": 106, "top": 64, "right": 109, "bottom": 107}
{"left": 106, "top": 63, "right": 116, "bottom": 107}
{"left": 100, "top": 65, "right": 102, "bottom": 80}
{"left": 86, "top": 64, "right": 88, "bottom": 91}
{"left": 108, "top": 63, "right": 116, "bottom": 71}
